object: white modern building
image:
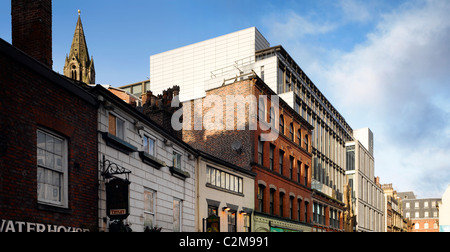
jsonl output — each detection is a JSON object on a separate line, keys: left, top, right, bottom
{"left": 150, "top": 27, "right": 269, "bottom": 102}
{"left": 149, "top": 27, "right": 353, "bottom": 216}
{"left": 440, "top": 185, "right": 450, "bottom": 232}
{"left": 93, "top": 85, "right": 197, "bottom": 232}
{"left": 345, "top": 128, "right": 384, "bottom": 232}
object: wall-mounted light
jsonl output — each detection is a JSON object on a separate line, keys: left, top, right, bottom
{"left": 222, "top": 207, "right": 230, "bottom": 212}
{"left": 239, "top": 210, "right": 247, "bottom": 215}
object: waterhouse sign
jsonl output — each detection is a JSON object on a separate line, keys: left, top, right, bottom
{"left": 0, "top": 219, "right": 90, "bottom": 232}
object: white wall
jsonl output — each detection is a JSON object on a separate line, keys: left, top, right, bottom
{"left": 150, "top": 27, "right": 270, "bottom": 102}
{"left": 196, "top": 157, "right": 254, "bottom": 232}
{"left": 97, "top": 102, "right": 196, "bottom": 232}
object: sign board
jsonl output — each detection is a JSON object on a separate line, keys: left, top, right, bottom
{"left": 0, "top": 219, "right": 89, "bottom": 232}
{"left": 206, "top": 215, "right": 220, "bottom": 232}
{"left": 106, "top": 177, "right": 130, "bottom": 220}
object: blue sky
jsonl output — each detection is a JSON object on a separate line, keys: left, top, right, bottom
{"left": 1, "top": 0, "right": 449, "bottom": 198}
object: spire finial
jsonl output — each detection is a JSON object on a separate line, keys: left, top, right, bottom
{"left": 78, "top": 10, "right": 81, "bottom": 16}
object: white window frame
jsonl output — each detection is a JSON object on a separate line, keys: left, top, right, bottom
{"left": 172, "top": 150, "right": 182, "bottom": 169}
{"left": 173, "top": 198, "right": 182, "bottom": 232}
{"left": 144, "top": 188, "right": 156, "bottom": 229}
{"left": 143, "top": 133, "right": 156, "bottom": 157}
{"left": 37, "top": 129, "right": 68, "bottom": 208}
{"left": 108, "top": 112, "right": 126, "bottom": 140}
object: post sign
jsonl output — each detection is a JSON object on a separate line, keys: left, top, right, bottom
{"left": 106, "top": 177, "right": 130, "bottom": 220}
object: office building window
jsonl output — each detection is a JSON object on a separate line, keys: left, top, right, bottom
{"left": 269, "top": 144, "right": 275, "bottom": 170}
{"left": 298, "top": 199, "right": 302, "bottom": 221}
{"left": 279, "top": 192, "right": 285, "bottom": 217}
{"left": 258, "top": 185, "right": 265, "bottom": 212}
{"left": 259, "top": 97, "right": 266, "bottom": 122}
{"left": 270, "top": 107, "right": 276, "bottom": 129}
{"left": 289, "top": 123, "right": 294, "bottom": 141}
{"left": 297, "top": 160, "right": 302, "bottom": 183}
{"left": 346, "top": 145, "right": 355, "bottom": 171}
{"left": 304, "top": 165, "right": 309, "bottom": 186}
{"left": 305, "top": 135, "right": 309, "bottom": 151}
{"left": 270, "top": 189, "right": 275, "bottom": 215}
{"left": 279, "top": 150, "right": 284, "bottom": 175}
{"left": 298, "top": 129, "right": 302, "bottom": 147}
{"left": 305, "top": 201, "right": 309, "bottom": 223}
{"left": 290, "top": 197, "right": 294, "bottom": 219}
{"left": 289, "top": 156, "right": 294, "bottom": 179}
{"left": 279, "top": 115, "right": 284, "bottom": 135}
{"left": 258, "top": 136, "right": 264, "bottom": 165}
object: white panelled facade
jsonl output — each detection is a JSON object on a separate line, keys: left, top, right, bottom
{"left": 345, "top": 129, "right": 384, "bottom": 232}
{"left": 150, "top": 27, "right": 270, "bottom": 102}
{"left": 96, "top": 87, "right": 196, "bottom": 232}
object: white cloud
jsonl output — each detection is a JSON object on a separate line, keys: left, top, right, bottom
{"left": 322, "top": 0, "right": 450, "bottom": 198}
{"left": 338, "top": 0, "right": 373, "bottom": 23}
{"left": 265, "top": 0, "right": 450, "bottom": 198}
{"left": 264, "top": 11, "right": 337, "bottom": 41}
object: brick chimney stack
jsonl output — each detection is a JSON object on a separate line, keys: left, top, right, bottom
{"left": 11, "top": 0, "right": 53, "bottom": 68}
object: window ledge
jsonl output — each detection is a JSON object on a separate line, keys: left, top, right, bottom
{"left": 37, "top": 203, "right": 72, "bottom": 214}
{"left": 139, "top": 151, "right": 164, "bottom": 169}
{"left": 101, "top": 132, "right": 137, "bottom": 154}
{"left": 169, "top": 166, "right": 191, "bottom": 180}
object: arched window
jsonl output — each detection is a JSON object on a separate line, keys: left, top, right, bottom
{"left": 258, "top": 185, "right": 265, "bottom": 213}
{"left": 259, "top": 97, "right": 266, "bottom": 122}
{"left": 305, "top": 135, "right": 309, "bottom": 151}
{"left": 270, "top": 107, "right": 276, "bottom": 128}
{"left": 298, "top": 129, "right": 302, "bottom": 147}
{"left": 279, "top": 115, "right": 284, "bottom": 135}
{"left": 289, "top": 123, "right": 294, "bottom": 141}
{"left": 71, "top": 65, "right": 77, "bottom": 80}
{"left": 279, "top": 192, "right": 285, "bottom": 217}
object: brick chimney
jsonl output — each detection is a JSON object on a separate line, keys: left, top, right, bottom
{"left": 11, "top": 0, "right": 53, "bottom": 68}
{"left": 142, "top": 86, "right": 182, "bottom": 140}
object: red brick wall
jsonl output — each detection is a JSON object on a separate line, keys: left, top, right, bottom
{"left": 182, "top": 77, "right": 314, "bottom": 225}
{"left": 411, "top": 219, "right": 439, "bottom": 232}
{"left": 252, "top": 82, "right": 313, "bottom": 223}
{"left": 0, "top": 51, "right": 98, "bottom": 231}
{"left": 182, "top": 79, "right": 255, "bottom": 170}
{"left": 11, "top": 0, "right": 52, "bottom": 68}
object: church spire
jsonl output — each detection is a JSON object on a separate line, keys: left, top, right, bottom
{"left": 63, "top": 10, "right": 95, "bottom": 84}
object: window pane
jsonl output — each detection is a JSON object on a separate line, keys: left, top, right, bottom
{"left": 37, "top": 149, "right": 45, "bottom": 166}
{"left": 173, "top": 199, "right": 181, "bottom": 232}
{"left": 143, "top": 135, "right": 148, "bottom": 152}
{"left": 45, "top": 152, "right": 54, "bottom": 168}
{"left": 221, "top": 172, "right": 226, "bottom": 188}
{"left": 46, "top": 135, "right": 54, "bottom": 153}
{"left": 216, "top": 171, "right": 221, "bottom": 187}
{"left": 37, "top": 132, "right": 46, "bottom": 149}
{"left": 148, "top": 138, "right": 155, "bottom": 156}
{"left": 54, "top": 139, "right": 62, "bottom": 156}
{"left": 109, "top": 114, "right": 117, "bottom": 135}
{"left": 116, "top": 118, "right": 125, "bottom": 139}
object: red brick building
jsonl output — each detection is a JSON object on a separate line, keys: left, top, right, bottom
{"left": 0, "top": 0, "right": 98, "bottom": 232}
{"left": 182, "top": 73, "right": 314, "bottom": 232}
